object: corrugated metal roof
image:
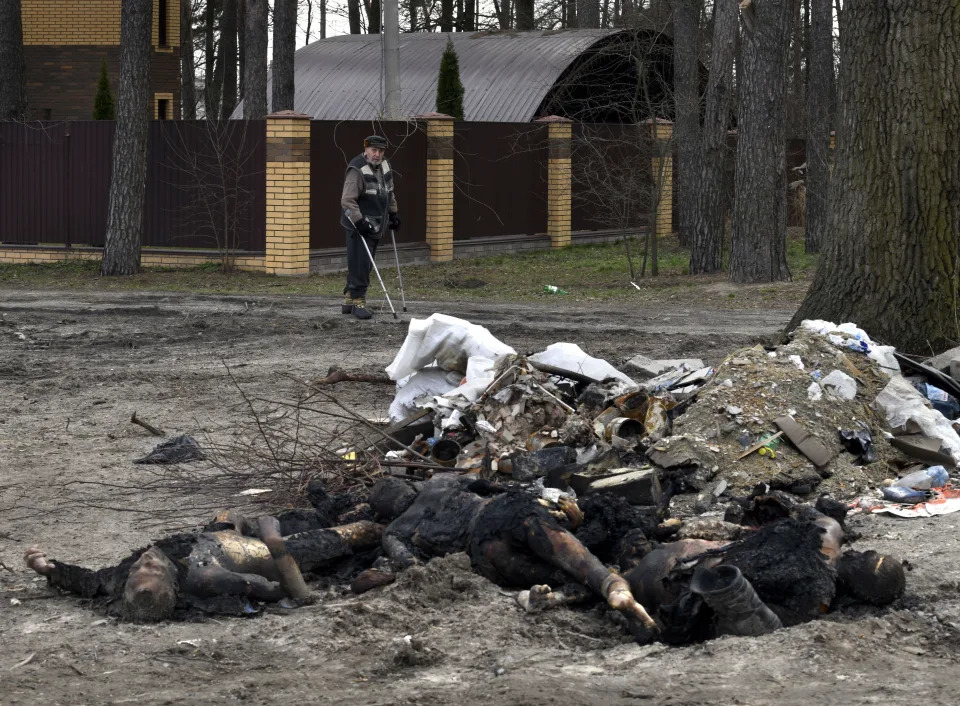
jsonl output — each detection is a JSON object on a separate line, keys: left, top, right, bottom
{"left": 233, "top": 29, "right": 626, "bottom": 122}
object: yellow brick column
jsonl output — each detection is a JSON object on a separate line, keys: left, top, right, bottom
{"left": 536, "top": 116, "right": 573, "bottom": 248}
{"left": 419, "top": 113, "right": 455, "bottom": 263}
{"left": 646, "top": 118, "right": 674, "bottom": 237}
{"left": 265, "top": 111, "right": 311, "bottom": 275}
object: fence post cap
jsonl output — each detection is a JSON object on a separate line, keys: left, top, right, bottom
{"left": 534, "top": 115, "right": 573, "bottom": 123}
{"left": 414, "top": 112, "right": 455, "bottom": 120}
{"left": 267, "top": 110, "right": 312, "bottom": 119}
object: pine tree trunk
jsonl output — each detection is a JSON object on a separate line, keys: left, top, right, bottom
{"left": 204, "top": 0, "right": 219, "bottom": 118}
{"left": 180, "top": 0, "right": 196, "bottom": 118}
{"left": 462, "top": 0, "right": 474, "bottom": 30}
{"left": 441, "top": 0, "right": 454, "bottom": 31}
{"left": 101, "top": 0, "right": 153, "bottom": 276}
{"left": 219, "top": 0, "right": 238, "bottom": 117}
{"left": 365, "top": 0, "right": 381, "bottom": 32}
{"left": 409, "top": 0, "right": 418, "bottom": 30}
{"left": 515, "top": 0, "right": 534, "bottom": 29}
{"left": 729, "top": 0, "right": 793, "bottom": 283}
{"left": 0, "top": 0, "right": 28, "bottom": 120}
{"left": 672, "top": 0, "right": 701, "bottom": 247}
{"left": 321, "top": 0, "right": 327, "bottom": 38}
{"left": 788, "top": 1, "right": 960, "bottom": 354}
{"left": 272, "top": 0, "right": 296, "bottom": 111}
{"left": 577, "top": 0, "right": 599, "bottom": 28}
{"left": 243, "top": 0, "right": 267, "bottom": 119}
{"left": 690, "top": 0, "right": 736, "bottom": 274}
{"left": 348, "top": 0, "right": 362, "bottom": 33}
{"left": 803, "top": 0, "right": 832, "bottom": 253}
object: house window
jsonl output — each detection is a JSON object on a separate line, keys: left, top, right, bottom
{"left": 157, "top": 99, "right": 170, "bottom": 120}
{"left": 158, "top": 0, "right": 168, "bottom": 46}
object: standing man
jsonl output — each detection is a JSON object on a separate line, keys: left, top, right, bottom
{"left": 340, "top": 135, "right": 401, "bottom": 319}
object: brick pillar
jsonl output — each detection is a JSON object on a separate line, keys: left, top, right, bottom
{"left": 536, "top": 116, "right": 573, "bottom": 248}
{"left": 646, "top": 118, "right": 674, "bottom": 237}
{"left": 419, "top": 113, "right": 455, "bottom": 263}
{"left": 265, "top": 111, "right": 311, "bottom": 275}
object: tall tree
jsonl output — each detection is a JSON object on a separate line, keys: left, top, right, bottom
{"left": 515, "top": 0, "right": 534, "bottom": 29}
{"left": 348, "top": 0, "right": 362, "bottom": 32}
{"left": 219, "top": 0, "right": 238, "bottom": 117}
{"left": 272, "top": 0, "right": 297, "bottom": 110}
{"left": 672, "top": 0, "right": 701, "bottom": 247}
{"left": 788, "top": 2, "right": 960, "bottom": 353}
{"left": 440, "top": 0, "right": 454, "bottom": 30}
{"left": 803, "top": 0, "right": 832, "bottom": 253}
{"left": 365, "top": 0, "right": 381, "bottom": 32}
{"left": 243, "top": 0, "right": 267, "bottom": 118}
{"left": 462, "top": 0, "right": 475, "bottom": 30}
{"left": 689, "top": 0, "right": 737, "bottom": 274}
{"left": 180, "top": 0, "right": 197, "bottom": 118}
{"left": 101, "top": 0, "right": 153, "bottom": 276}
{"left": 435, "top": 38, "right": 464, "bottom": 119}
{"left": 577, "top": 0, "right": 599, "bottom": 27}
{"left": 320, "top": 0, "right": 327, "bottom": 38}
{"left": 0, "top": 0, "right": 28, "bottom": 120}
{"left": 237, "top": 0, "right": 245, "bottom": 95}
{"left": 408, "top": 0, "right": 419, "bottom": 30}
{"left": 729, "top": 0, "right": 793, "bottom": 283}
{"left": 204, "top": 0, "right": 220, "bottom": 118}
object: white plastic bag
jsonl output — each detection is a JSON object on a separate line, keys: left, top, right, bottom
{"left": 821, "top": 369, "right": 857, "bottom": 400}
{"left": 385, "top": 313, "right": 515, "bottom": 381}
{"left": 529, "top": 342, "right": 635, "bottom": 385}
{"left": 388, "top": 367, "right": 464, "bottom": 421}
{"left": 800, "top": 319, "right": 900, "bottom": 376}
{"left": 874, "top": 376, "right": 960, "bottom": 464}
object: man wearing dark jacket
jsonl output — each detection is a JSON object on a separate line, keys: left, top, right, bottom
{"left": 340, "top": 135, "right": 401, "bottom": 319}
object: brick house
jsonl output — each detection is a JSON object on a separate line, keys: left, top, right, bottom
{"left": 21, "top": 0, "right": 181, "bottom": 121}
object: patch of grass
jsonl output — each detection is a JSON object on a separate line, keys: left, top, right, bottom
{"left": 0, "top": 230, "right": 819, "bottom": 309}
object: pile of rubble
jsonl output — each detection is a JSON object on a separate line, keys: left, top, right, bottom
{"left": 373, "top": 314, "right": 960, "bottom": 521}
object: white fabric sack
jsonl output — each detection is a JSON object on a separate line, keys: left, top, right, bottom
{"left": 388, "top": 367, "right": 464, "bottom": 421}
{"left": 385, "top": 313, "right": 515, "bottom": 381}
{"left": 874, "top": 375, "right": 960, "bottom": 464}
{"left": 529, "top": 342, "right": 635, "bottom": 386}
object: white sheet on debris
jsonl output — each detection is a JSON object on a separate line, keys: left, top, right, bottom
{"left": 385, "top": 313, "right": 515, "bottom": 381}
{"left": 388, "top": 367, "right": 465, "bottom": 421}
{"left": 874, "top": 375, "right": 960, "bottom": 465}
{"left": 800, "top": 319, "right": 900, "bottom": 376}
{"left": 529, "top": 342, "right": 635, "bottom": 386}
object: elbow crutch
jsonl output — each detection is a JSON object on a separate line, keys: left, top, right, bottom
{"left": 357, "top": 232, "right": 398, "bottom": 320}
{"left": 389, "top": 228, "right": 407, "bottom": 312}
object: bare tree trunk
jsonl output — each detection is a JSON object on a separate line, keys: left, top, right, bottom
{"left": 462, "top": 0, "right": 474, "bottom": 30}
{"left": 409, "top": 0, "right": 418, "bottom": 30}
{"left": 0, "top": 0, "right": 28, "bottom": 120}
{"left": 365, "top": 0, "right": 381, "bottom": 32}
{"left": 515, "top": 0, "right": 534, "bottom": 29}
{"left": 321, "top": 0, "right": 327, "bottom": 37}
{"left": 272, "top": 0, "right": 297, "bottom": 111}
{"left": 577, "top": 0, "right": 599, "bottom": 28}
{"left": 789, "top": 1, "right": 960, "bottom": 353}
{"left": 305, "top": 0, "right": 313, "bottom": 42}
{"left": 243, "top": 0, "right": 267, "bottom": 118}
{"left": 180, "top": 0, "right": 196, "bottom": 118}
{"left": 493, "top": 0, "right": 510, "bottom": 28}
{"left": 101, "top": 0, "right": 153, "bottom": 276}
{"left": 729, "top": 0, "right": 793, "bottom": 283}
{"left": 804, "top": 0, "right": 832, "bottom": 253}
{"left": 672, "top": 0, "right": 701, "bottom": 247}
{"left": 204, "top": 0, "right": 219, "bottom": 118}
{"left": 237, "top": 0, "right": 245, "bottom": 95}
{"left": 690, "top": 0, "right": 736, "bottom": 274}
{"left": 348, "top": 0, "right": 362, "bottom": 32}
{"left": 219, "top": 0, "right": 238, "bottom": 117}
{"left": 441, "top": 0, "right": 454, "bottom": 31}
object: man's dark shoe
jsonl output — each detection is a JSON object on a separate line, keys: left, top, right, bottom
{"left": 352, "top": 299, "right": 373, "bottom": 319}
{"left": 341, "top": 298, "right": 354, "bottom": 315}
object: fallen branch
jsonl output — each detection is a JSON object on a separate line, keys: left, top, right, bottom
{"left": 311, "top": 367, "right": 393, "bottom": 386}
{"left": 130, "top": 412, "right": 165, "bottom": 437}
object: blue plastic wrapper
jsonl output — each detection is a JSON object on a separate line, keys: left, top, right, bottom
{"left": 882, "top": 485, "right": 930, "bottom": 503}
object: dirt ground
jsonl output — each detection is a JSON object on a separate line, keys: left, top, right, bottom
{"left": 2, "top": 289, "right": 960, "bottom": 706}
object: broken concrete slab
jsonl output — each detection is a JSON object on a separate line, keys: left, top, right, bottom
{"left": 925, "top": 346, "right": 960, "bottom": 373}
{"left": 647, "top": 435, "right": 718, "bottom": 469}
{"left": 624, "top": 355, "right": 704, "bottom": 381}
{"left": 773, "top": 415, "right": 834, "bottom": 468}
{"left": 579, "top": 467, "right": 662, "bottom": 506}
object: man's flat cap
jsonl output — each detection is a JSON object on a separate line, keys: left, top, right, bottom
{"left": 364, "top": 135, "right": 389, "bottom": 149}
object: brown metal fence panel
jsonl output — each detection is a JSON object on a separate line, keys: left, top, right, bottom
{"left": 146, "top": 120, "right": 267, "bottom": 251}
{"left": 571, "top": 123, "right": 653, "bottom": 233}
{"left": 1, "top": 120, "right": 266, "bottom": 251}
{"left": 453, "top": 123, "right": 547, "bottom": 240}
{"left": 310, "top": 120, "right": 427, "bottom": 249}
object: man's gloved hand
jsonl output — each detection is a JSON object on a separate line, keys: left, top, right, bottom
{"left": 355, "top": 217, "right": 377, "bottom": 237}
{"left": 388, "top": 212, "right": 401, "bottom": 232}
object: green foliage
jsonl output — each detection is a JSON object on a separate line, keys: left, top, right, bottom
{"left": 435, "top": 38, "right": 465, "bottom": 120}
{"left": 93, "top": 59, "right": 116, "bottom": 120}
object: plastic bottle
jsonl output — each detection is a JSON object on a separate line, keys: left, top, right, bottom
{"left": 543, "top": 285, "right": 568, "bottom": 295}
{"left": 758, "top": 436, "right": 782, "bottom": 458}
{"left": 892, "top": 465, "right": 949, "bottom": 490}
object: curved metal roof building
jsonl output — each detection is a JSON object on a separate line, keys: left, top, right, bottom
{"left": 234, "top": 29, "right": 673, "bottom": 122}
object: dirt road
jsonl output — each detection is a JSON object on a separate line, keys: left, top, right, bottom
{"left": 1, "top": 289, "right": 958, "bottom": 705}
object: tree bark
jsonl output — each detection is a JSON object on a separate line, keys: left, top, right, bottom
{"left": 243, "top": 0, "right": 267, "bottom": 118}
{"left": 237, "top": 0, "right": 245, "bottom": 95}
{"left": 788, "top": 2, "right": 960, "bottom": 354}
{"left": 348, "top": 0, "right": 362, "bottom": 33}
{"left": 462, "top": 0, "right": 475, "bottom": 30}
{"left": 408, "top": 0, "right": 419, "bottom": 30}
{"left": 672, "top": 0, "right": 701, "bottom": 247}
{"left": 729, "top": 0, "right": 793, "bottom": 283}
{"left": 803, "top": 0, "right": 832, "bottom": 253}
{"left": 321, "top": 0, "right": 327, "bottom": 38}
{"left": 515, "top": 0, "right": 534, "bottom": 29}
{"left": 366, "top": 0, "right": 381, "bottom": 32}
{"left": 441, "top": 0, "right": 454, "bottom": 31}
{"left": 577, "top": 0, "right": 599, "bottom": 28}
{"left": 180, "top": 0, "right": 196, "bottom": 118}
{"left": 0, "top": 0, "right": 28, "bottom": 120}
{"left": 219, "top": 0, "right": 238, "bottom": 117}
{"left": 689, "top": 0, "right": 737, "bottom": 274}
{"left": 204, "top": 0, "right": 219, "bottom": 118}
{"left": 101, "top": 0, "right": 153, "bottom": 276}
{"left": 272, "top": 0, "right": 297, "bottom": 111}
